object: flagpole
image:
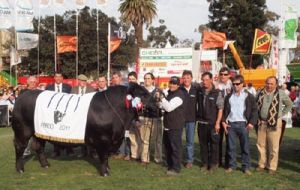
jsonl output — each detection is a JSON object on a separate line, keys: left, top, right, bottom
{"left": 96, "top": 10, "right": 100, "bottom": 77}
{"left": 107, "top": 22, "right": 111, "bottom": 86}
{"left": 37, "top": 3, "right": 41, "bottom": 77}
{"left": 54, "top": 13, "right": 57, "bottom": 72}
{"left": 76, "top": 9, "right": 79, "bottom": 80}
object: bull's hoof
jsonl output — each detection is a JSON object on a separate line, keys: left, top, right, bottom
{"left": 17, "top": 169, "right": 24, "bottom": 174}
{"left": 42, "top": 165, "right": 49, "bottom": 169}
{"left": 101, "top": 172, "right": 110, "bottom": 177}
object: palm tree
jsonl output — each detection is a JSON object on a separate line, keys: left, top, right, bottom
{"left": 119, "top": 0, "right": 157, "bottom": 54}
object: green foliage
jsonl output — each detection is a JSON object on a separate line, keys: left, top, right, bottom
{"left": 119, "top": 0, "right": 157, "bottom": 55}
{"left": 22, "top": 7, "right": 136, "bottom": 78}
{"left": 146, "top": 19, "right": 178, "bottom": 48}
{"left": 207, "top": 0, "right": 269, "bottom": 68}
{"left": 0, "top": 127, "right": 300, "bottom": 189}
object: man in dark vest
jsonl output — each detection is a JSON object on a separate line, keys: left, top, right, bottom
{"left": 196, "top": 72, "right": 224, "bottom": 172}
{"left": 180, "top": 70, "right": 199, "bottom": 169}
{"left": 158, "top": 76, "right": 186, "bottom": 175}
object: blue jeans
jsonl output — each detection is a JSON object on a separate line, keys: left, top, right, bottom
{"left": 227, "top": 122, "right": 251, "bottom": 171}
{"left": 185, "top": 122, "right": 196, "bottom": 163}
{"left": 119, "top": 137, "right": 130, "bottom": 156}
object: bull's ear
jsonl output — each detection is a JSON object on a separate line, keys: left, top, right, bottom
{"left": 127, "top": 83, "right": 149, "bottom": 98}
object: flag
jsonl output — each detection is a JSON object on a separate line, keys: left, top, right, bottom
{"left": 0, "top": 0, "right": 12, "bottom": 29}
{"left": 110, "top": 38, "right": 122, "bottom": 53}
{"left": 269, "top": 36, "right": 279, "bottom": 69}
{"left": 0, "top": 30, "right": 12, "bottom": 56}
{"left": 15, "top": 0, "right": 34, "bottom": 31}
{"left": 57, "top": 36, "right": 77, "bottom": 53}
{"left": 17, "top": 32, "right": 39, "bottom": 50}
{"left": 279, "top": 4, "right": 298, "bottom": 48}
{"left": 10, "top": 46, "right": 21, "bottom": 67}
{"left": 75, "top": 0, "right": 86, "bottom": 9}
{"left": 39, "top": 0, "right": 51, "bottom": 8}
{"left": 109, "top": 24, "right": 122, "bottom": 53}
{"left": 96, "top": 0, "right": 107, "bottom": 8}
{"left": 202, "top": 31, "right": 226, "bottom": 49}
{"left": 252, "top": 29, "right": 272, "bottom": 54}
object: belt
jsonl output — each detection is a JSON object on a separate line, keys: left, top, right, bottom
{"left": 198, "top": 121, "right": 209, "bottom": 125}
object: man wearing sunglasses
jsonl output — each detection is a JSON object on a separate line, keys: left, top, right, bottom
{"left": 222, "top": 75, "right": 258, "bottom": 175}
{"left": 215, "top": 67, "right": 232, "bottom": 168}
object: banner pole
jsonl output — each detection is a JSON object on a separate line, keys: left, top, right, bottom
{"left": 97, "top": 9, "right": 100, "bottom": 77}
{"left": 107, "top": 22, "right": 111, "bottom": 86}
{"left": 76, "top": 9, "right": 79, "bottom": 79}
{"left": 37, "top": 3, "right": 41, "bottom": 77}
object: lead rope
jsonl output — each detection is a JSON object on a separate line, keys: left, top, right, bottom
{"left": 104, "top": 92, "right": 125, "bottom": 126}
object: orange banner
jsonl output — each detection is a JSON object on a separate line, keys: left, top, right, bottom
{"left": 57, "top": 36, "right": 77, "bottom": 54}
{"left": 202, "top": 31, "right": 226, "bottom": 49}
{"left": 110, "top": 38, "right": 121, "bottom": 53}
{"left": 252, "top": 29, "right": 272, "bottom": 54}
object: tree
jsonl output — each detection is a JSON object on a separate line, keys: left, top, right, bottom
{"left": 21, "top": 7, "right": 136, "bottom": 78}
{"left": 119, "top": 0, "right": 157, "bottom": 57}
{"left": 207, "top": 0, "right": 269, "bottom": 68}
{"left": 146, "top": 19, "right": 178, "bottom": 48}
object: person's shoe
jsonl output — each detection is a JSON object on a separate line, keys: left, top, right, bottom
{"left": 112, "top": 154, "right": 124, "bottom": 160}
{"left": 123, "top": 155, "right": 130, "bottom": 161}
{"left": 166, "top": 170, "right": 178, "bottom": 176}
{"left": 225, "top": 168, "right": 234, "bottom": 173}
{"left": 243, "top": 169, "right": 252, "bottom": 176}
{"left": 185, "top": 163, "right": 193, "bottom": 169}
{"left": 268, "top": 169, "right": 276, "bottom": 175}
{"left": 141, "top": 161, "right": 148, "bottom": 166}
{"left": 256, "top": 167, "right": 265, "bottom": 172}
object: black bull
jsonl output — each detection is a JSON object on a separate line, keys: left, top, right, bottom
{"left": 12, "top": 84, "right": 150, "bottom": 176}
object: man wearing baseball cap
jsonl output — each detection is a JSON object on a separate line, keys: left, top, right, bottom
{"left": 158, "top": 76, "right": 186, "bottom": 175}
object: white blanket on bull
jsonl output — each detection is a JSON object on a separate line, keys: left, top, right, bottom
{"left": 34, "top": 91, "right": 96, "bottom": 144}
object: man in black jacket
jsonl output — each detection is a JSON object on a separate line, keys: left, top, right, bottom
{"left": 222, "top": 75, "right": 258, "bottom": 175}
{"left": 159, "top": 76, "right": 186, "bottom": 175}
{"left": 180, "top": 70, "right": 199, "bottom": 168}
{"left": 197, "top": 72, "right": 224, "bottom": 172}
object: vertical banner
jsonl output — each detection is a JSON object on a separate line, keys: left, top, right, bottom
{"left": 279, "top": 5, "right": 298, "bottom": 48}
{"left": 15, "top": 0, "right": 34, "bottom": 31}
{"left": 251, "top": 28, "right": 272, "bottom": 54}
{"left": 0, "top": 0, "right": 12, "bottom": 29}
{"left": 10, "top": 46, "right": 21, "bottom": 67}
{"left": 54, "top": 0, "right": 64, "bottom": 7}
{"left": 75, "top": 0, "right": 86, "bottom": 9}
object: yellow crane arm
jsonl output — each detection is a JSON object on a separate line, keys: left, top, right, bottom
{"left": 228, "top": 43, "right": 245, "bottom": 69}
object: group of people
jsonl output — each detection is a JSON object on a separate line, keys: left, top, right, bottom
{"left": 6, "top": 67, "right": 294, "bottom": 176}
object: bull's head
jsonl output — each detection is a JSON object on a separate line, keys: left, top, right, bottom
{"left": 54, "top": 110, "right": 66, "bottom": 124}
{"left": 126, "top": 82, "right": 151, "bottom": 115}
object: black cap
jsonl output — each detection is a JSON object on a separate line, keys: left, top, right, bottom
{"left": 169, "top": 76, "right": 180, "bottom": 85}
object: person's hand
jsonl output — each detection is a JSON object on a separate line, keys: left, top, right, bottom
{"left": 155, "top": 91, "right": 165, "bottom": 102}
{"left": 222, "top": 122, "right": 230, "bottom": 134}
{"left": 246, "top": 123, "right": 254, "bottom": 130}
{"left": 215, "top": 123, "right": 220, "bottom": 134}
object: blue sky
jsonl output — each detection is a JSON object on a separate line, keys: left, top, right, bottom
{"left": 8, "top": 0, "right": 300, "bottom": 41}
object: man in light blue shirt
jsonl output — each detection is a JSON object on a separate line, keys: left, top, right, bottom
{"left": 222, "top": 75, "right": 258, "bottom": 175}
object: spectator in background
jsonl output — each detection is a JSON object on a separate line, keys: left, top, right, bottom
{"left": 281, "top": 83, "right": 290, "bottom": 96}
{"left": 289, "top": 86, "right": 297, "bottom": 102}
{"left": 98, "top": 75, "right": 108, "bottom": 92}
{"left": 111, "top": 71, "right": 123, "bottom": 86}
{"left": 246, "top": 83, "right": 256, "bottom": 96}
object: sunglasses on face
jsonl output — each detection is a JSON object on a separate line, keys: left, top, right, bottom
{"left": 219, "top": 73, "right": 229, "bottom": 76}
{"left": 233, "top": 82, "right": 242, "bottom": 86}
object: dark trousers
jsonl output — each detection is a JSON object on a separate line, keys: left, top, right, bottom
{"left": 198, "top": 124, "right": 219, "bottom": 167}
{"left": 219, "top": 126, "right": 229, "bottom": 167}
{"left": 227, "top": 122, "right": 250, "bottom": 171}
{"left": 163, "top": 128, "right": 183, "bottom": 172}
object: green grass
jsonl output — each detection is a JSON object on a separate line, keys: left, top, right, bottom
{"left": 0, "top": 127, "right": 299, "bottom": 190}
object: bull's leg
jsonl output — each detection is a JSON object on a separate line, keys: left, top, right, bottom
{"left": 14, "top": 136, "right": 29, "bottom": 173}
{"left": 95, "top": 146, "right": 110, "bottom": 176}
{"left": 31, "top": 137, "right": 50, "bottom": 168}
